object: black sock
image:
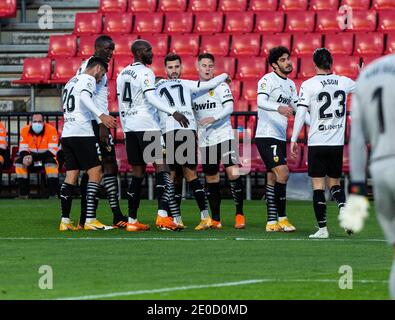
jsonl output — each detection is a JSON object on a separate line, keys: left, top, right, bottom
{"left": 190, "top": 178, "right": 208, "bottom": 213}
{"left": 313, "top": 190, "right": 327, "bottom": 228}
{"left": 266, "top": 184, "right": 277, "bottom": 222}
{"left": 229, "top": 177, "right": 244, "bottom": 215}
{"left": 163, "top": 172, "right": 180, "bottom": 218}
{"left": 127, "top": 176, "right": 144, "bottom": 219}
{"left": 103, "top": 174, "right": 124, "bottom": 222}
{"left": 156, "top": 171, "right": 168, "bottom": 212}
{"left": 275, "top": 182, "right": 287, "bottom": 218}
{"left": 86, "top": 182, "right": 101, "bottom": 219}
{"left": 79, "top": 173, "right": 88, "bottom": 225}
{"left": 174, "top": 182, "right": 183, "bottom": 210}
{"left": 330, "top": 185, "right": 346, "bottom": 209}
{"left": 207, "top": 182, "right": 221, "bottom": 221}
{"left": 60, "top": 182, "right": 74, "bottom": 218}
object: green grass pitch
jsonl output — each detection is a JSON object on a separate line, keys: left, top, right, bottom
{"left": 0, "top": 199, "right": 391, "bottom": 300}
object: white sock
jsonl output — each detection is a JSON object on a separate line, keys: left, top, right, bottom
{"left": 279, "top": 216, "right": 287, "bottom": 222}
{"left": 173, "top": 215, "right": 183, "bottom": 225}
{"left": 267, "top": 220, "right": 278, "bottom": 225}
{"left": 200, "top": 210, "right": 209, "bottom": 220}
{"left": 61, "top": 217, "right": 70, "bottom": 224}
{"left": 390, "top": 260, "right": 395, "bottom": 300}
{"left": 86, "top": 218, "right": 95, "bottom": 223}
{"left": 158, "top": 210, "right": 168, "bottom": 218}
{"left": 128, "top": 218, "right": 138, "bottom": 224}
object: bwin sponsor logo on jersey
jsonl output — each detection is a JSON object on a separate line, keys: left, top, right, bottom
{"left": 193, "top": 101, "right": 216, "bottom": 111}
{"left": 276, "top": 94, "right": 291, "bottom": 105}
{"left": 318, "top": 123, "right": 343, "bottom": 131}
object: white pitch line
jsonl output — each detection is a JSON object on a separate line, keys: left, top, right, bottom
{"left": 56, "top": 278, "right": 387, "bottom": 300}
{"left": 0, "top": 237, "right": 386, "bottom": 242}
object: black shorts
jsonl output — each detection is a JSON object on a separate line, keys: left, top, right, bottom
{"left": 125, "top": 131, "right": 164, "bottom": 166}
{"left": 61, "top": 136, "right": 102, "bottom": 171}
{"left": 308, "top": 145, "right": 344, "bottom": 178}
{"left": 255, "top": 137, "right": 287, "bottom": 171}
{"left": 163, "top": 129, "right": 198, "bottom": 170}
{"left": 200, "top": 139, "right": 239, "bottom": 175}
{"left": 92, "top": 120, "right": 116, "bottom": 158}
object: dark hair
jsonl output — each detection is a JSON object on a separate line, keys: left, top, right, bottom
{"left": 164, "top": 53, "right": 182, "bottom": 66}
{"left": 131, "top": 39, "right": 151, "bottom": 56}
{"left": 86, "top": 57, "right": 108, "bottom": 72}
{"left": 268, "top": 46, "right": 290, "bottom": 67}
{"left": 31, "top": 112, "right": 44, "bottom": 120}
{"left": 313, "top": 48, "right": 333, "bottom": 70}
{"left": 198, "top": 53, "right": 215, "bottom": 63}
{"left": 95, "top": 35, "right": 113, "bottom": 48}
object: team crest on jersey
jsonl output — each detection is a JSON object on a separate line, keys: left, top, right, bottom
{"left": 87, "top": 82, "right": 93, "bottom": 90}
{"left": 273, "top": 156, "right": 279, "bottom": 163}
{"left": 261, "top": 82, "right": 266, "bottom": 91}
{"left": 209, "top": 89, "right": 214, "bottom": 96}
{"left": 144, "top": 79, "right": 150, "bottom": 86}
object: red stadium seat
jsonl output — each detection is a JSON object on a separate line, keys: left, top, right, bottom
{"left": 115, "top": 144, "right": 131, "bottom": 172}
{"left": 108, "top": 100, "right": 119, "bottom": 113}
{"left": 341, "top": 0, "right": 370, "bottom": 10}
{"left": 200, "top": 34, "right": 230, "bottom": 56}
{"left": 224, "top": 12, "right": 254, "bottom": 34}
{"left": 236, "top": 57, "right": 266, "bottom": 80}
{"left": 229, "top": 79, "right": 241, "bottom": 100}
{"left": 373, "top": 0, "right": 395, "bottom": 10}
{"left": 324, "top": 33, "right": 354, "bottom": 56}
{"left": 177, "top": 56, "right": 198, "bottom": 79}
{"left": 215, "top": 57, "right": 236, "bottom": 78}
{"left": 385, "top": 32, "right": 395, "bottom": 54}
{"left": 254, "top": 12, "right": 285, "bottom": 33}
{"left": 234, "top": 99, "right": 249, "bottom": 111}
{"left": 134, "top": 13, "right": 163, "bottom": 34}
{"left": 127, "top": 0, "right": 156, "bottom": 12}
{"left": 112, "top": 34, "right": 138, "bottom": 57}
{"left": 103, "top": 13, "right": 133, "bottom": 34}
{"left": 293, "top": 78, "right": 303, "bottom": 92}
{"left": 316, "top": 10, "right": 344, "bottom": 32}
{"left": 248, "top": 0, "right": 278, "bottom": 12}
{"left": 241, "top": 80, "right": 257, "bottom": 102}
{"left": 230, "top": 34, "right": 261, "bottom": 57}
{"left": 77, "top": 36, "right": 96, "bottom": 57}
{"left": 285, "top": 11, "right": 315, "bottom": 33}
{"left": 99, "top": 0, "right": 127, "bottom": 12}
{"left": 107, "top": 80, "right": 117, "bottom": 101}
{"left": 50, "top": 58, "right": 83, "bottom": 84}
{"left": 354, "top": 33, "right": 384, "bottom": 56}
{"left": 170, "top": 34, "right": 199, "bottom": 56}
{"left": 292, "top": 33, "right": 322, "bottom": 56}
{"left": 299, "top": 57, "right": 317, "bottom": 79}
{"left": 194, "top": 12, "right": 224, "bottom": 34}
{"left": 0, "top": 0, "right": 16, "bottom": 18}
{"left": 345, "top": 10, "right": 377, "bottom": 32}
{"left": 260, "top": 34, "right": 291, "bottom": 57}
{"left": 378, "top": 11, "right": 395, "bottom": 31}
{"left": 149, "top": 57, "right": 167, "bottom": 78}
{"left": 158, "top": 0, "right": 187, "bottom": 12}
{"left": 163, "top": 12, "right": 193, "bottom": 33}
{"left": 342, "top": 144, "right": 350, "bottom": 173}
{"left": 48, "top": 35, "right": 77, "bottom": 58}
{"left": 188, "top": 0, "right": 218, "bottom": 12}
{"left": 106, "top": 58, "right": 114, "bottom": 80}
{"left": 74, "top": 13, "right": 103, "bottom": 35}
{"left": 361, "top": 55, "right": 382, "bottom": 67}
{"left": 279, "top": 0, "right": 308, "bottom": 11}
{"left": 13, "top": 58, "right": 52, "bottom": 85}
{"left": 113, "top": 56, "right": 133, "bottom": 79}
{"left": 310, "top": 0, "right": 339, "bottom": 11}
{"left": 333, "top": 56, "right": 361, "bottom": 79}
{"left": 141, "top": 34, "right": 169, "bottom": 57}
{"left": 218, "top": 0, "right": 247, "bottom": 12}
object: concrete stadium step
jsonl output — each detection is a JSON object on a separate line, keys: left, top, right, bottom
{"left": 27, "top": 0, "right": 99, "bottom": 9}
{"left": 1, "top": 30, "right": 71, "bottom": 45}
{"left": 0, "top": 44, "right": 48, "bottom": 53}
{"left": 0, "top": 53, "right": 46, "bottom": 66}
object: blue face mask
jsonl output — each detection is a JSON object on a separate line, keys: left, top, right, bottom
{"left": 32, "top": 123, "right": 43, "bottom": 134}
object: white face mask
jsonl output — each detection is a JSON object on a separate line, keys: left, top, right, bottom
{"left": 32, "top": 123, "right": 43, "bottom": 134}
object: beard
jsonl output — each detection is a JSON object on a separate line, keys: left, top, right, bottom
{"left": 280, "top": 65, "right": 293, "bottom": 75}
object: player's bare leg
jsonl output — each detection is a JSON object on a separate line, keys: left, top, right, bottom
{"left": 225, "top": 165, "right": 245, "bottom": 229}
{"left": 310, "top": 177, "right": 329, "bottom": 238}
{"left": 271, "top": 164, "right": 295, "bottom": 232}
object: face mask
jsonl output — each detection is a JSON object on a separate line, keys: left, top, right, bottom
{"left": 32, "top": 123, "right": 43, "bottom": 134}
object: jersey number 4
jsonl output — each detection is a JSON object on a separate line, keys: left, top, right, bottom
{"left": 318, "top": 90, "right": 346, "bottom": 120}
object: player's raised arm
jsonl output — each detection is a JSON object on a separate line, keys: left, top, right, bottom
{"left": 190, "top": 73, "right": 229, "bottom": 93}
